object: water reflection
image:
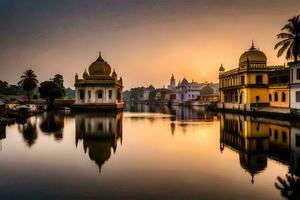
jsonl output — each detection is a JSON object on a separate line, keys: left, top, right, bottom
{"left": 0, "top": 123, "right": 5, "bottom": 151}
{"left": 219, "top": 113, "right": 300, "bottom": 195}
{"left": 275, "top": 173, "right": 300, "bottom": 200}
{"left": 1, "top": 106, "right": 300, "bottom": 199}
{"left": 126, "top": 104, "right": 217, "bottom": 121}
{"left": 18, "top": 118, "right": 38, "bottom": 147}
{"left": 39, "top": 111, "right": 64, "bottom": 141}
{"left": 75, "top": 112, "right": 123, "bottom": 173}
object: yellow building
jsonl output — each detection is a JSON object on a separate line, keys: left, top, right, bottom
{"left": 218, "top": 42, "right": 284, "bottom": 111}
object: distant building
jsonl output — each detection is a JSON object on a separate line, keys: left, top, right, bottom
{"left": 138, "top": 86, "right": 155, "bottom": 103}
{"left": 72, "top": 52, "right": 124, "bottom": 110}
{"left": 167, "top": 75, "right": 218, "bottom": 105}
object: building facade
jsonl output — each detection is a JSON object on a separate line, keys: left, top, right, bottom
{"left": 167, "top": 75, "right": 218, "bottom": 105}
{"left": 289, "top": 62, "right": 300, "bottom": 110}
{"left": 72, "top": 52, "right": 124, "bottom": 110}
{"left": 268, "top": 68, "right": 290, "bottom": 108}
{"left": 219, "top": 42, "right": 284, "bottom": 111}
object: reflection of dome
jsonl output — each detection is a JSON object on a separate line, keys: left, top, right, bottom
{"left": 239, "top": 42, "right": 267, "bottom": 66}
{"left": 83, "top": 139, "right": 115, "bottom": 173}
{"left": 88, "top": 52, "right": 111, "bottom": 76}
{"left": 239, "top": 152, "right": 267, "bottom": 184}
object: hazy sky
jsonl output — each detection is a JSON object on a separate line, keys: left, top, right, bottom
{"left": 0, "top": 0, "right": 299, "bottom": 89}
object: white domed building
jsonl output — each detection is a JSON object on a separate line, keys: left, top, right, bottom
{"left": 72, "top": 52, "right": 124, "bottom": 110}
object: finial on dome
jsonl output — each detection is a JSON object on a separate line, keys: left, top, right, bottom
{"left": 250, "top": 40, "right": 255, "bottom": 49}
{"left": 97, "top": 51, "right": 103, "bottom": 61}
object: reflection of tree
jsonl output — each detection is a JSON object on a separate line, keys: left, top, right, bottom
{"left": 39, "top": 111, "right": 64, "bottom": 140}
{"left": 275, "top": 173, "right": 300, "bottom": 200}
{"left": 20, "top": 120, "right": 38, "bottom": 147}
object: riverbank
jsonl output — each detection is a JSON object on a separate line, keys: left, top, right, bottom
{"left": 209, "top": 106, "right": 300, "bottom": 120}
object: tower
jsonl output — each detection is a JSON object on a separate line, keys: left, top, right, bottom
{"left": 169, "top": 74, "right": 176, "bottom": 90}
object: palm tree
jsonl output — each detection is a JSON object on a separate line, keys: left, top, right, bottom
{"left": 18, "top": 69, "right": 38, "bottom": 102}
{"left": 275, "top": 15, "right": 300, "bottom": 62}
{"left": 275, "top": 173, "right": 300, "bottom": 200}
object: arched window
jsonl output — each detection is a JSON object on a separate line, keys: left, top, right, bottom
{"left": 274, "top": 92, "right": 278, "bottom": 102}
{"left": 88, "top": 90, "right": 91, "bottom": 99}
{"left": 97, "top": 90, "right": 103, "bottom": 99}
{"left": 282, "top": 92, "right": 286, "bottom": 102}
{"left": 79, "top": 90, "right": 84, "bottom": 100}
{"left": 269, "top": 94, "right": 272, "bottom": 101}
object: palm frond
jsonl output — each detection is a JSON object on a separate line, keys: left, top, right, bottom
{"left": 274, "top": 39, "right": 291, "bottom": 49}
{"left": 277, "top": 41, "right": 291, "bottom": 57}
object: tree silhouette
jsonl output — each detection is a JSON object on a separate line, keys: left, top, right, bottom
{"left": 18, "top": 69, "right": 38, "bottom": 102}
{"left": 39, "top": 81, "right": 65, "bottom": 109}
{"left": 275, "top": 173, "right": 300, "bottom": 200}
{"left": 52, "top": 74, "right": 64, "bottom": 87}
{"left": 275, "top": 15, "right": 300, "bottom": 62}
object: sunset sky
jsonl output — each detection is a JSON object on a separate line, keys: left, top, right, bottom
{"left": 0, "top": 0, "right": 300, "bottom": 89}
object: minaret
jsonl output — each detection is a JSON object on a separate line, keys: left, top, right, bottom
{"left": 219, "top": 64, "right": 225, "bottom": 75}
{"left": 169, "top": 74, "right": 176, "bottom": 90}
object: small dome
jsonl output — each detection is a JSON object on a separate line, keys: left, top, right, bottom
{"left": 88, "top": 52, "right": 111, "bottom": 76}
{"left": 239, "top": 42, "right": 267, "bottom": 65}
{"left": 219, "top": 64, "right": 225, "bottom": 72}
{"left": 182, "top": 78, "right": 188, "bottom": 84}
{"left": 83, "top": 69, "right": 88, "bottom": 78}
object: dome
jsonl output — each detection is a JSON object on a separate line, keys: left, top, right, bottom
{"left": 182, "top": 78, "right": 188, "bottom": 84}
{"left": 83, "top": 69, "right": 89, "bottom": 78}
{"left": 88, "top": 52, "right": 111, "bottom": 76}
{"left": 239, "top": 42, "right": 267, "bottom": 65}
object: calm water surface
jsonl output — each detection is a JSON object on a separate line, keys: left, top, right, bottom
{"left": 0, "top": 105, "right": 299, "bottom": 199}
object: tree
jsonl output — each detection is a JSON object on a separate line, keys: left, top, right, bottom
{"left": 39, "top": 81, "right": 65, "bottom": 109}
{"left": 275, "top": 173, "right": 300, "bottom": 200}
{"left": 52, "top": 74, "right": 64, "bottom": 87}
{"left": 200, "top": 85, "right": 214, "bottom": 95}
{"left": 18, "top": 70, "right": 38, "bottom": 102}
{"left": 275, "top": 15, "right": 300, "bottom": 62}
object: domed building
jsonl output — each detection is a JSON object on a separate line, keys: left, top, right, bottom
{"left": 72, "top": 52, "right": 124, "bottom": 110}
{"left": 218, "top": 42, "right": 284, "bottom": 111}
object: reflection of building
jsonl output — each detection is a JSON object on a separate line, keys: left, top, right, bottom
{"left": 75, "top": 112, "right": 123, "bottom": 172}
{"left": 220, "top": 113, "right": 269, "bottom": 184}
{"left": 291, "top": 126, "right": 300, "bottom": 176}
{"left": 0, "top": 124, "right": 6, "bottom": 151}
{"left": 73, "top": 52, "right": 124, "bottom": 110}
{"left": 220, "top": 113, "right": 300, "bottom": 182}
{"left": 219, "top": 42, "right": 284, "bottom": 111}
